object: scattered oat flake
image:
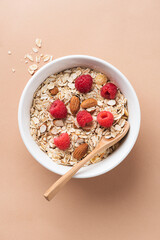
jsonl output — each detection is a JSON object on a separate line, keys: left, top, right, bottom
{"left": 26, "top": 54, "right": 33, "bottom": 62}
{"left": 8, "top": 51, "right": 11, "bottom": 55}
{"left": 35, "top": 38, "right": 42, "bottom": 48}
{"left": 36, "top": 56, "right": 40, "bottom": 63}
{"left": 25, "top": 60, "right": 28, "bottom": 64}
{"left": 29, "top": 64, "right": 38, "bottom": 71}
{"left": 40, "top": 54, "right": 43, "bottom": 57}
{"left": 28, "top": 68, "right": 34, "bottom": 75}
{"left": 43, "top": 55, "right": 50, "bottom": 62}
{"left": 32, "top": 47, "right": 38, "bottom": 53}
{"left": 12, "top": 68, "right": 15, "bottom": 73}
{"left": 49, "top": 56, "right": 53, "bottom": 61}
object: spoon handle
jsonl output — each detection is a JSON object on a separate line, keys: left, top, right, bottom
{"left": 43, "top": 122, "right": 129, "bottom": 201}
{"left": 44, "top": 142, "right": 106, "bottom": 201}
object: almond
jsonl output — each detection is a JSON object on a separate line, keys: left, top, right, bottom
{"left": 81, "top": 98, "right": 97, "bottom": 109}
{"left": 70, "top": 96, "right": 80, "bottom": 114}
{"left": 53, "top": 119, "right": 64, "bottom": 127}
{"left": 49, "top": 87, "right": 58, "bottom": 95}
{"left": 73, "top": 143, "right": 88, "bottom": 160}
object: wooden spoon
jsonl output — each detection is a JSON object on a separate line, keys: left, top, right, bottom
{"left": 44, "top": 122, "right": 129, "bottom": 201}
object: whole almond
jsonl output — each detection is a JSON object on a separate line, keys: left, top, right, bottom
{"left": 70, "top": 96, "right": 80, "bottom": 114}
{"left": 49, "top": 86, "right": 58, "bottom": 95}
{"left": 81, "top": 98, "right": 97, "bottom": 109}
{"left": 73, "top": 143, "right": 88, "bottom": 160}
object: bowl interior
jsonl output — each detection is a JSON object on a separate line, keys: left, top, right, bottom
{"left": 18, "top": 55, "right": 140, "bottom": 178}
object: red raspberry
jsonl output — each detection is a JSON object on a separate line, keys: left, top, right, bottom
{"left": 49, "top": 100, "right": 67, "bottom": 119}
{"left": 54, "top": 133, "right": 70, "bottom": 150}
{"left": 97, "top": 111, "right": 114, "bottom": 128}
{"left": 101, "top": 83, "right": 117, "bottom": 99}
{"left": 75, "top": 74, "right": 93, "bottom": 93}
{"left": 77, "top": 110, "right": 93, "bottom": 127}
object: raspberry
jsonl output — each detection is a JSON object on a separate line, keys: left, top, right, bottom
{"left": 77, "top": 110, "right": 93, "bottom": 127}
{"left": 101, "top": 83, "right": 117, "bottom": 99}
{"left": 49, "top": 100, "right": 67, "bottom": 119}
{"left": 54, "top": 133, "right": 70, "bottom": 150}
{"left": 97, "top": 111, "right": 114, "bottom": 128}
{"left": 75, "top": 74, "right": 93, "bottom": 93}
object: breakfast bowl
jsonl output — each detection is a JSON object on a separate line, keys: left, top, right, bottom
{"left": 18, "top": 55, "right": 141, "bottom": 178}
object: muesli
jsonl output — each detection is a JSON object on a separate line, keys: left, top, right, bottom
{"left": 30, "top": 67, "right": 128, "bottom": 166}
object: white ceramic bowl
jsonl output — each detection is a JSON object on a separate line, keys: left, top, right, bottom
{"left": 18, "top": 55, "right": 140, "bottom": 178}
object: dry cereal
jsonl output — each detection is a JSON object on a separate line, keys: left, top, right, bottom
{"left": 30, "top": 67, "right": 128, "bottom": 166}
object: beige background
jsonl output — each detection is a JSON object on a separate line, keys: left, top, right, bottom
{"left": 0, "top": 0, "right": 160, "bottom": 239}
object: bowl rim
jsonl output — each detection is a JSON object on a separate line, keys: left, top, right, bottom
{"left": 18, "top": 55, "right": 141, "bottom": 178}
